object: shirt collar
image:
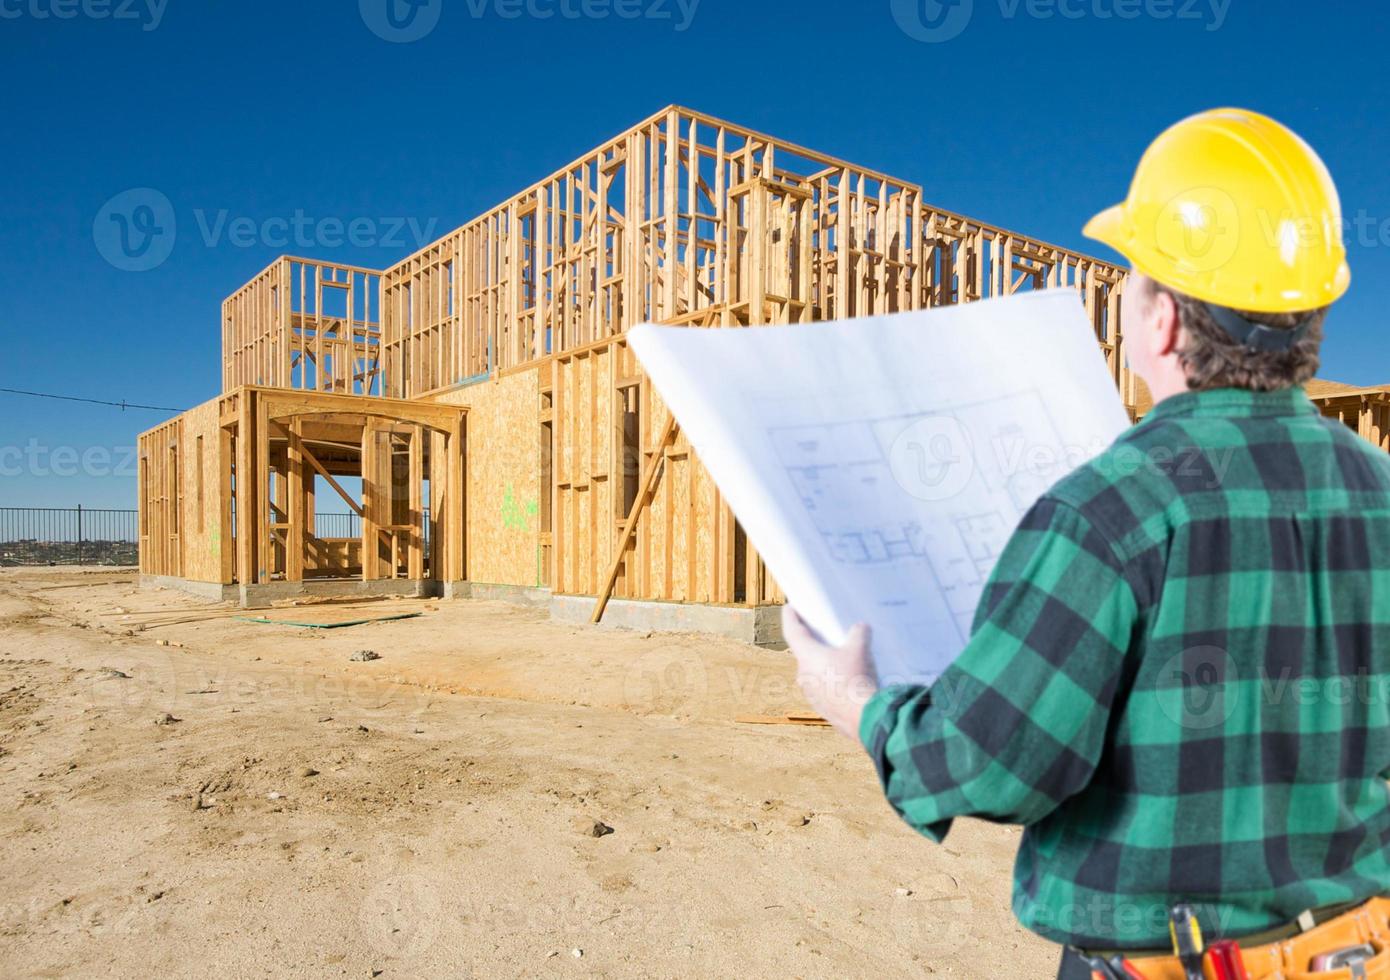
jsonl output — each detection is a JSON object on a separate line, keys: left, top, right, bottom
{"left": 1142, "top": 386, "right": 1319, "bottom": 423}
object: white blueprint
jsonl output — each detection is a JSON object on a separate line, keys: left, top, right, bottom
{"left": 629, "top": 290, "right": 1132, "bottom": 685}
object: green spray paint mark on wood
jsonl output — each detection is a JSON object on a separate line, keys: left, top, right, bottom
{"left": 501, "top": 485, "right": 543, "bottom": 586}
{"left": 501, "top": 484, "right": 539, "bottom": 532}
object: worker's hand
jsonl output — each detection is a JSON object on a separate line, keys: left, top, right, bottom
{"left": 782, "top": 606, "right": 878, "bottom": 742}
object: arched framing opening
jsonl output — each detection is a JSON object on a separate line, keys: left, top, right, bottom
{"left": 223, "top": 386, "right": 466, "bottom": 593}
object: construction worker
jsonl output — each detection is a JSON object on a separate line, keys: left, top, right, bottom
{"left": 784, "top": 109, "right": 1390, "bottom": 978}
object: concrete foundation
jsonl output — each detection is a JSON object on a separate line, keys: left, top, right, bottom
{"left": 139, "top": 574, "right": 236, "bottom": 603}
{"left": 466, "top": 582, "right": 552, "bottom": 607}
{"left": 440, "top": 580, "right": 470, "bottom": 600}
{"left": 549, "top": 594, "right": 785, "bottom": 647}
{"left": 237, "top": 578, "right": 433, "bottom": 609}
{"left": 140, "top": 574, "right": 784, "bottom": 646}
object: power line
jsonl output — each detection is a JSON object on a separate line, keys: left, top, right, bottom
{"left": 0, "top": 387, "right": 186, "bottom": 414}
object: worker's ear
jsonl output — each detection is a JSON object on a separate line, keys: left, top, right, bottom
{"left": 1149, "top": 288, "right": 1182, "bottom": 358}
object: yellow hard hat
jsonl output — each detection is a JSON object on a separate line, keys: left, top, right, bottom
{"left": 1084, "top": 108, "right": 1351, "bottom": 313}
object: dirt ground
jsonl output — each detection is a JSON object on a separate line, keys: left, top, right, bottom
{"left": 0, "top": 567, "right": 1057, "bottom": 979}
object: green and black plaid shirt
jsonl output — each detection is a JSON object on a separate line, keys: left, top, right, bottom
{"left": 860, "top": 386, "right": 1390, "bottom": 950}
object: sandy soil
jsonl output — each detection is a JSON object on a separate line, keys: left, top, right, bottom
{"left": 0, "top": 567, "right": 1056, "bottom": 979}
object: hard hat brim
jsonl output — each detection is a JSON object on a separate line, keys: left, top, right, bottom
{"left": 1082, "top": 204, "right": 1129, "bottom": 258}
{"left": 1084, "top": 200, "right": 1351, "bottom": 311}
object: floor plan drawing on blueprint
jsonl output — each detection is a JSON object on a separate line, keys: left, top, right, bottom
{"left": 767, "top": 389, "right": 1073, "bottom": 651}
{"left": 630, "top": 290, "right": 1131, "bottom": 685}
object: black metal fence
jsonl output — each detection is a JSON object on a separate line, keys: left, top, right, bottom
{"left": 0, "top": 508, "right": 433, "bottom": 568}
{"left": 314, "top": 511, "right": 362, "bottom": 539}
{"left": 313, "top": 510, "right": 430, "bottom": 548}
{"left": 0, "top": 507, "right": 139, "bottom": 567}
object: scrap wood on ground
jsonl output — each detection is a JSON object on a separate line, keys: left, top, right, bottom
{"left": 234, "top": 611, "right": 423, "bottom": 629}
{"left": 736, "top": 713, "right": 831, "bottom": 727}
{"left": 95, "top": 596, "right": 434, "bottom": 630}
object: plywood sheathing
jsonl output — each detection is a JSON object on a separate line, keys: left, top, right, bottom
{"left": 137, "top": 417, "right": 182, "bottom": 578}
{"left": 430, "top": 370, "right": 543, "bottom": 588}
{"left": 543, "top": 336, "right": 776, "bottom": 607}
{"left": 177, "top": 399, "right": 224, "bottom": 583}
{"left": 136, "top": 399, "right": 240, "bottom": 584}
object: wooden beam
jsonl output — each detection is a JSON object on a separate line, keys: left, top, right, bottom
{"left": 255, "top": 392, "right": 271, "bottom": 584}
{"left": 361, "top": 421, "right": 379, "bottom": 581}
{"left": 408, "top": 424, "right": 424, "bottom": 580}
{"left": 446, "top": 415, "right": 465, "bottom": 582}
{"left": 219, "top": 425, "right": 235, "bottom": 585}
{"left": 286, "top": 417, "right": 305, "bottom": 582}
{"left": 235, "top": 392, "right": 254, "bottom": 586}
{"left": 591, "top": 414, "right": 678, "bottom": 624}
{"left": 429, "top": 429, "right": 445, "bottom": 580}
{"left": 276, "top": 421, "right": 364, "bottom": 519}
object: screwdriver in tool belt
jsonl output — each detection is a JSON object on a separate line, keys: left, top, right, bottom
{"left": 1205, "top": 940, "right": 1251, "bottom": 980}
{"left": 1168, "top": 904, "right": 1206, "bottom": 980}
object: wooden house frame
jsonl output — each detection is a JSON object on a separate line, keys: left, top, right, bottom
{"left": 139, "top": 386, "right": 465, "bottom": 603}
{"left": 1307, "top": 385, "right": 1390, "bottom": 451}
{"left": 138, "top": 106, "right": 1388, "bottom": 629}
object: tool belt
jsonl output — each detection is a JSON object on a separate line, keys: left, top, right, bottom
{"left": 1076, "top": 897, "right": 1390, "bottom": 978}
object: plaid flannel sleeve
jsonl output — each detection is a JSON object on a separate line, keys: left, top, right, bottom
{"left": 858, "top": 496, "right": 1139, "bottom": 841}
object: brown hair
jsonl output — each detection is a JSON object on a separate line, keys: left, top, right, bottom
{"left": 1145, "top": 279, "right": 1327, "bottom": 391}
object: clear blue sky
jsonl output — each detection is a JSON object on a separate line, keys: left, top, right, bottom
{"left": 2, "top": 0, "right": 1386, "bottom": 509}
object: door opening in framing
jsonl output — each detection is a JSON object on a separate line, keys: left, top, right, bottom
{"left": 217, "top": 389, "right": 465, "bottom": 592}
